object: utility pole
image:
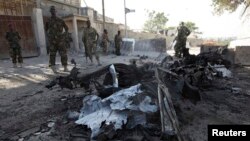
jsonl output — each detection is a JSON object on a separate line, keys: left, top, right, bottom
{"left": 124, "top": 0, "right": 127, "bottom": 37}
{"left": 36, "top": 0, "right": 41, "bottom": 8}
{"left": 102, "top": 0, "right": 105, "bottom": 31}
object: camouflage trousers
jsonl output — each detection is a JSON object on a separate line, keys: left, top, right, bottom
{"left": 102, "top": 41, "right": 108, "bottom": 53}
{"left": 86, "top": 43, "right": 99, "bottom": 62}
{"left": 9, "top": 47, "right": 23, "bottom": 64}
{"left": 174, "top": 38, "right": 187, "bottom": 58}
{"left": 49, "top": 42, "right": 68, "bottom": 66}
{"left": 115, "top": 44, "right": 121, "bottom": 56}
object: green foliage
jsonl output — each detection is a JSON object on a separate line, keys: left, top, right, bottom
{"left": 212, "top": 0, "right": 249, "bottom": 15}
{"left": 143, "top": 10, "right": 168, "bottom": 33}
{"left": 185, "top": 21, "right": 199, "bottom": 32}
{"left": 166, "top": 26, "right": 176, "bottom": 30}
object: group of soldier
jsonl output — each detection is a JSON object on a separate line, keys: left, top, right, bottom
{"left": 5, "top": 6, "right": 190, "bottom": 73}
{"left": 5, "top": 6, "right": 123, "bottom": 73}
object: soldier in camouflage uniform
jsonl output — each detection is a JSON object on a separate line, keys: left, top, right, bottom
{"left": 45, "top": 6, "right": 69, "bottom": 73}
{"left": 5, "top": 24, "right": 23, "bottom": 68}
{"left": 82, "top": 20, "right": 101, "bottom": 66}
{"left": 64, "top": 32, "right": 73, "bottom": 49}
{"left": 114, "top": 31, "right": 122, "bottom": 56}
{"left": 174, "top": 22, "right": 190, "bottom": 58}
{"left": 101, "top": 29, "right": 110, "bottom": 54}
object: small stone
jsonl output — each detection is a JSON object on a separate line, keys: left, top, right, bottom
{"left": 18, "top": 138, "right": 24, "bottom": 141}
{"left": 18, "top": 127, "right": 40, "bottom": 138}
{"left": 34, "top": 132, "right": 42, "bottom": 135}
{"left": 47, "top": 122, "right": 55, "bottom": 128}
{"left": 231, "top": 87, "right": 242, "bottom": 94}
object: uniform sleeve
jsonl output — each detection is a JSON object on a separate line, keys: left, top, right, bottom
{"left": 106, "top": 34, "right": 110, "bottom": 42}
{"left": 62, "top": 20, "right": 68, "bottom": 32}
{"left": 185, "top": 27, "right": 191, "bottom": 36}
{"left": 5, "top": 32, "right": 9, "bottom": 40}
{"left": 114, "top": 35, "right": 117, "bottom": 42}
{"left": 17, "top": 32, "right": 21, "bottom": 40}
{"left": 94, "top": 28, "right": 98, "bottom": 36}
{"left": 82, "top": 29, "right": 86, "bottom": 43}
{"left": 119, "top": 36, "right": 122, "bottom": 42}
{"left": 95, "top": 28, "right": 99, "bottom": 41}
{"left": 45, "top": 21, "right": 49, "bottom": 32}
{"left": 101, "top": 33, "right": 104, "bottom": 41}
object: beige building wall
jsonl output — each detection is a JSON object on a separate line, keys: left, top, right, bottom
{"left": 93, "top": 21, "right": 119, "bottom": 41}
{"left": 40, "top": 0, "right": 80, "bottom": 17}
{"left": 55, "top": 0, "right": 81, "bottom": 6}
{"left": 0, "top": 1, "right": 35, "bottom": 16}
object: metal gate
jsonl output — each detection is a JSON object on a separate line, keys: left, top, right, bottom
{"left": 0, "top": 15, "right": 38, "bottom": 59}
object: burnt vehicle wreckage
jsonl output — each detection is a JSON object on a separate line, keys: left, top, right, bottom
{"left": 42, "top": 48, "right": 233, "bottom": 141}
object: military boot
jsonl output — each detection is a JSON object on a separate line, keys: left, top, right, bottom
{"left": 13, "top": 63, "right": 17, "bottom": 68}
{"left": 19, "top": 63, "right": 23, "bottom": 68}
{"left": 63, "top": 65, "right": 69, "bottom": 72}
{"left": 51, "top": 66, "right": 58, "bottom": 73}
{"left": 97, "top": 61, "right": 102, "bottom": 66}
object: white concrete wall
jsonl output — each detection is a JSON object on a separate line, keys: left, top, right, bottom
{"left": 229, "top": 6, "right": 250, "bottom": 49}
{"left": 237, "top": 7, "right": 250, "bottom": 39}
{"left": 32, "top": 8, "right": 46, "bottom": 56}
{"left": 229, "top": 38, "right": 250, "bottom": 49}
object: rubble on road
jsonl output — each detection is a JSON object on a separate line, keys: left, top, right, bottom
{"left": 42, "top": 48, "right": 236, "bottom": 141}
{"left": 160, "top": 48, "right": 233, "bottom": 103}
{"left": 44, "top": 62, "right": 181, "bottom": 140}
{"left": 76, "top": 84, "right": 158, "bottom": 138}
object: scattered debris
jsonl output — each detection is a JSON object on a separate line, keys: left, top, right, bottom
{"left": 76, "top": 84, "right": 159, "bottom": 138}
{"left": 160, "top": 48, "right": 232, "bottom": 103}
{"left": 47, "top": 122, "right": 55, "bottom": 128}
{"left": 231, "top": 87, "right": 242, "bottom": 94}
{"left": 42, "top": 48, "right": 235, "bottom": 140}
{"left": 140, "top": 55, "right": 149, "bottom": 60}
{"left": 17, "top": 127, "right": 40, "bottom": 138}
{"left": 211, "top": 64, "right": 232, "bottom": 78}
{"left": 67, "top": 111, "right": 80, "bottom": 120}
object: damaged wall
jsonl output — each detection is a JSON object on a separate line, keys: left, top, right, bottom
{"left": 234, "top": 46, "right": 250, "bottom": 65}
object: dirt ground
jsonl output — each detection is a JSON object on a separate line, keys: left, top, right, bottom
{"left": 0, "top": 48, "right": 250, "bottom": 141}
{"left": 175, "top": 66, "right": 250, "bottom": 141}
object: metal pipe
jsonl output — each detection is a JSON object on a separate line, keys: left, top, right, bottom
{"left": 102, "top": 0, "right": 105, "bottom": 30}
{"left": 21, "top": 0, "right": 24, "bottom": 15}
{"left": 124, "top": 0, "right": 127, "bottom": 37}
